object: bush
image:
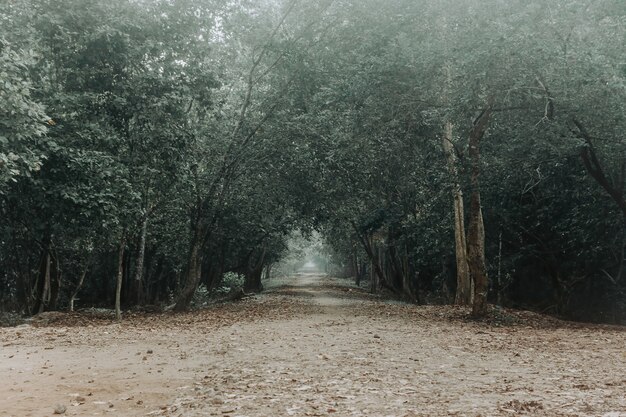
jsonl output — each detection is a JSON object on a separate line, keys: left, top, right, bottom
{"left": 214, "top": 272, "right": 244, "bottom": 295}
{"left": 191, "top": 284, "right": 211, "bottom": 308}
{"left": 190, "top": 272, "right": 245, "bottom": 308}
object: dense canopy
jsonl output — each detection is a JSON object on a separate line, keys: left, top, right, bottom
{"left": 1, "top": 0, "right": 624, "bottom": 323}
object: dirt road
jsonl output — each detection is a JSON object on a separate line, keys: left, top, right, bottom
{"left": 1, "top": 274, "right": 625, "bottom": 416}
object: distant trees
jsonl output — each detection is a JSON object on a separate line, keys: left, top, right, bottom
{"left": 0, "top": 0, "right": 624, "bottom": 323}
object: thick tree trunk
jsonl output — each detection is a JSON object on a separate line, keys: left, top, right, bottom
{"left": 467, "top": 103, "right": 493, "bottom": 317}
{"left": 244, "top": 246, "right": 266, "bottom": 293}
{"left": 442, "top": 122, "right": 472, "bottom": 305}
{"left": 174, "top": 237, "right": 203, "bottom": 312}
{"left": 244, "top": 268, "right": 263, "bottom": 293}
{"left": 401, "top": 249, "right": 416, "bottom": 303}
{"left": 379, "top": 246, "right": 385, "bottom": 284}
{"left": 468, "top": 199, "right": 488, "bottom": 316}
{"left": 372, "top": 243, "right": 385, "bottom": 292}
{"left": 388, "top": 240, "right": 413, "bottom": 301}
{"left": 352, "top": 223, "right": 385, "bottom": 293}
{"left": 115, "top": 239, "right": 126, "bottom": 320}
{"left": 132, "top": 215, "right": 148, "bottom": 306}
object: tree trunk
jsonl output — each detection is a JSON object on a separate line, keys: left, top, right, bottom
{"left": 10, "top": 244, "right": 30, "bottom": 314}
{"left": 132, "top": 215, "right": 148, "bottom": 306}
{"left": 174, "top": 237, "right": 203, "bottom": 312}
{"left": 15, "top": 263, "right": 31, "bottom": 316}
{"left": 353, "top": 251, "right": 361, "bottom": 287}
{"left": 115, "top": 239, "right": 126, "bottom": 321}
{"left": 573, "top": 120, "right": 626, "bottom": 218}
{"left": 401, "top": 249, "right": 416, "bottom": 302}
{"left": 617, "top": 220, "right": 626, "bottom": 284}
{"left": 48, "top": 252, "right": 61, "bottom": 311}
{"left": 70, "top": 264, "right": 89, "bottom": 312}
{"left": 551, "top": 269, "right": 566, "bottom": 314}
{"left": 573, "top": 120, "right": 626, "bottom": 289}
{"left": 244, "top": 246, "right": 266, "bottom": 293}
{"left": 442, "top": 122, "right": 472, "bottom": 305}
{"left": 467, "top": 103, "right": 493, "bottom": 317}
{"left": 388, "top": 240, "right": 412, "bottom": 300}
{"left": 38, "top": 251, "right": 51, "bottom": 314}
{"left": 264, "top": 263, "right": 273, "bottom": 282}
{"left": 32, "top": 233, "right": 52, "bottom": 315}
{"left": 150, "top": 255, "right": 165, "bottom": 304}
{"left": 495, "top": 229, "right": 503, "bottom": 305}
{"left": 468, "top": 199, "right": 488, "bottom": 316}
{"left": 369, "top": 258, "right": 377, "bottom": 293}
{"left": 352, "top": 223, "right": 386, "bottom": 293}
{"left": 244, "top": 267, "right": 264, "bottom": 293}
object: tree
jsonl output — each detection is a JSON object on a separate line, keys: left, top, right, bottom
{"left": 0, "top": 41, "right": 48, "bottom": 189}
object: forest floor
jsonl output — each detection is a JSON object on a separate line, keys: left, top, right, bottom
{"left": 1, "top": 274, "right": 625, "bottom": 417}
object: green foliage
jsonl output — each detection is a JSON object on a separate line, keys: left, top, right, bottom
{"left": 0, "top": 41, "right": 48, "bottom": 189}
{"left": 216, "top": 272, "right": 245, "bottom": 295}
{"left": 0, "top": 0, "right": 624, "bottom": 322}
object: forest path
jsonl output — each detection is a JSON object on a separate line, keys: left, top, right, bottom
{"left": 1, "top": 274, "right": 625, "bottom": 417}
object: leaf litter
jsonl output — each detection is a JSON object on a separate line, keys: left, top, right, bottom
{"left": 1, "top": 274, "right": 625, "bottom": 417}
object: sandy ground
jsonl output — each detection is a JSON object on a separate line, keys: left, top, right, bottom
{"left": 1, "top": 274, "right": 625, "bottom": 417}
